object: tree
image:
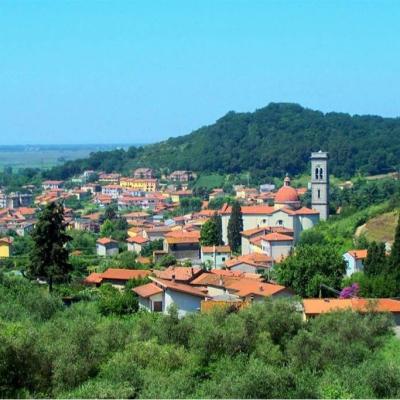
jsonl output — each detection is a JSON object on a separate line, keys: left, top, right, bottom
{"left": 227, "top": 201, "right": 243, "bottom": 252}
{"left": 28, "top": 202, "right": 72, "bottom": 292}
{"left": 104, "top": 204, "right": 117, "bottom": 221}
{"left": 389, "top": 214, "right": 400, "bottom": 275}
{"left": 213, "top": 213, "right": 223, "bottom": 245}
{"left": 364, "top": 241, "right": 387, "bottom": 276}
{"left": 275, "top": 244, "right": 346, "bottom": 297}
{"left": 200, "top": 218, "right": 219, "bottom": 246}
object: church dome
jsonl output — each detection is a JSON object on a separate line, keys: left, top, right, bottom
{"left": 275, "top": 186, "right": 299, "bottom": 203}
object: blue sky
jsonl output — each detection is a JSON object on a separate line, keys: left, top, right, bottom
{"left": 0, "top": 0, "right": 399, "bottom": 144}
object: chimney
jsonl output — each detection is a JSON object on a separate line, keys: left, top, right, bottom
{"left": 259, "top": 286, "right": 264, "bottom": 291}
{"left": 172, "top": 274, "right": 176, "bottom": 282}
{"left": 219, "top": 277, "right": 223, "bottom": 287}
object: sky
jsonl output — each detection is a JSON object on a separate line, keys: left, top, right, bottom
{"left": 0, "top": 0, "right": 399, "bottom": 145}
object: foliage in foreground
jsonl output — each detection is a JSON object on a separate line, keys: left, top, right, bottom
{"left": 0, "top": 273, "right": 399, "bottom": 399}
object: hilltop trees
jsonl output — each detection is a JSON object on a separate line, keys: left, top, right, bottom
{"left": 227, "top": 201, "right": 243, "bottom": 253}
{"left": 28, "top": 202, "right": 72, "bottom": 292}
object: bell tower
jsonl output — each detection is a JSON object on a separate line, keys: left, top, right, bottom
{"left": 311, "top": 151, "right": 329, "bottom": 220}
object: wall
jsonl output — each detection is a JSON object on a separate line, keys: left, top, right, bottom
{"left": 164, "top": 289, "right": 203, "bottom": 317}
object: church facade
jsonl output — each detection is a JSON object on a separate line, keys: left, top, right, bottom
{"left": 220, "top": 151, "right": 329, "bottom": 248}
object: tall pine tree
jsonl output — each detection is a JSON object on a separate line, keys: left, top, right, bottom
{"left": 364, "top": 241, "right": 386, "bottom": 276}
{"left": 28, "top": 202, "right": 72, "bottom": 292}
{"left": 227, "top": 201, "right": 243, "bottom": 253}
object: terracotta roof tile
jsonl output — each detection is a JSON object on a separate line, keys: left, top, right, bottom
{"left": 133, "top": 282, "right": 163, "bottom": 298}
{"left": 101, "top": 268, "right": 151, "bottom": 281}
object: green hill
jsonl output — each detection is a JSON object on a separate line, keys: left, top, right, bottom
{"left": 46, "top": 103, "right": 400, "bottom": 181}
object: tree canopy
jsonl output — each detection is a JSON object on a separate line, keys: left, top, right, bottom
{"left": 44, "top": 103, "right": 400, "bottom": 181}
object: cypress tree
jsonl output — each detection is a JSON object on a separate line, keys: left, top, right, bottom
{"left": 28, "top": 202, "right": 72, "bottom": 292}
{"left": 364, "top": 241, "right": 386, "bottom": 276}
{"left": 212, "top": 213, "right": 223, "bottom": 245}
{"left": 227, "top": 201, "right": 243, "bottom": 253}
{"left": 389, "top": 214, "right": 400, "bottom": 275}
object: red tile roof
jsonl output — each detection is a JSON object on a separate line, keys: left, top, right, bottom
{"left": 201, "top": 245, "right": 231, "bottom": 253}
{"left": 165, "top": 230, "right": 200, "bottom": 244}
{"left": 225, "top": 253, "right": 272, "bottom": 269}
{"left": 151, "top": 277, "right": 208, "bottom": 298}
{"left": 261, "top": 232, "right": 294, "bottom": 242}
{"left": 101, "top": 268, "right": 151, "bottom": 281}
{"left": 126, "top": 236, "right": 149, "bottom": 244}
{"left": 83, "top": 272, "right": 103, "bottom": 284}
{"left": 133, "top": 282, "right": 163, "bottom": 298}
{"left": 347, "top": 249, "right": 368, "bottom": 260}
{"left": 294, "top": 207, "right": 320, "bottom": 215}
{"left": 303, "top": 298, "right": 400, "bottom": 315}
{"left": 153, "top": 266, "right": 202, "bottom": 282}
{"left": 275, "top": 186, "right": 299, "bottom": 203}
{"left": 221, "top": 205, "right": 275, "bottom": 215}
{"left": 96, "top": 237, "right": 118, "bottom": 245}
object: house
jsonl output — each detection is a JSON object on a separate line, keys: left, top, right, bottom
{"left": 84, "top": 268, "right": 151, "bottom": 288}
{"left": 100, "top": 268, "right": 151, "bottom": 288}
{"left": 302, "top": 298, "right": 400, "bottom": 325}
{"left": 169, "top": 190, "right": 193, "bottom": 204}
{"left": 126, "top": 236, "right": 149, "bottom": 253}
{"left": 343, "top": 249, "right": 368, "bottom": 276}
{"left": 153, "top": 265, "right": 202, "bottom": 283}
{"left": 241, "top": 226, "right": 294, "bottom": 255}
{"left": 101, "top": 185, "right": 123, "bottom": 199}
{"left": 133, "top": 168, "right": 154, "bottom": 179}
{"left": 168, "top": 170, "right": 195, "bottom": 183}
{"left": 96, "top": 238, "right": 119, "bottom": 256}
{"left": 42, "top": 180, "right": 64, "bottom": 190}
{"left": 201, "top": 245, "right": 231, "bottom": 269}
{"left": 260, "top": 232, "right": 294, "bottom": 261}
{"left": 163, "top": 230, "right": 201, "bottom": 262}
{"left": 143, "top": 226, "right": 173, "bottom": 241}
{"left": 83, "top": 272, "right": 103, "bottom": 287}
{"left": 0, "top": 237, "right": 12, "bottom": 257}
{"left": 98, "top": 173, "right": 121, "bottom": 184}
{"left": 190, "top": 273, "right": 292, "bottom": 302}
{"left": 135, "top": 277, "right": 208, "bottom": 317}
{"left": 133, "top": 282, "right": 164, "bottom": 311}
{"left": 225, "top": 253, "right": 272, "bottom": 274}
{"left": 120, "top": 178, "right": 158, "bottom": 192}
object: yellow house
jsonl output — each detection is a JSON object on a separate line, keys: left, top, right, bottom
{"left": 120, "top": 178, "right": 157, "bottom": 192}
{"left": 170, "top": 190, "right": 193, "bottom": 204}
{"left": 0, "top": 238, "right": 12, "bottom": 258}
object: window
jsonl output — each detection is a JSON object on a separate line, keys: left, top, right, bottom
{"left": 315, "top": 168, "right": 319, "bottom": 180}
{"left": 262, "top": 219, "right": 267, "bottom": 224}
{"left": 277, "top": 219, "right": 283, "bottom": 226}
{"left": 222, "top": 257, "right": 226, "bottom": 261}
{"left": 317, "top": 189, "right": 321, "bottom": 199}
{"left": 153, "top": 301, "right": 163, "bottom": 312}
{"left": 319, "top": 168, "right": 323, "bottom": 180}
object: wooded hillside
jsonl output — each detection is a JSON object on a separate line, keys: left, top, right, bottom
{"left": 46, "top": 103, "right": 400, "bottom": 180}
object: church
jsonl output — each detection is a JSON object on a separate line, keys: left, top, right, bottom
{"left": 220, "top": 151, "right": 329, "bottom": 254}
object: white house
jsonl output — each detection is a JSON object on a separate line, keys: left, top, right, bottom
{"left": 260, "top": 232, "right": 294, "bottom": 262}
{"left": 126, "top": 236, "right": 149, "bottom": 253}
{"left": 201, "top": 245, "right": 231, "bottom": 269}
{"left": 343, "top": 249, "right": 368, "bottom": 276}
{"left": 96, "top": 238, "right": 119, "bottom": 256}
{"left": 134, "top": 277, "right": 208, "bottom": 317}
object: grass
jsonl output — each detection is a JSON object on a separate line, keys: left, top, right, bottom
{"left": 193, "top": 173, "right": 225, "bottom": 189}
{"left": 358, "top": 210, "right": 398, "bottom": 243}
{"left": 314, "top": 202, "right": 392, "bottom": 253}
